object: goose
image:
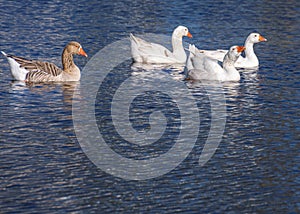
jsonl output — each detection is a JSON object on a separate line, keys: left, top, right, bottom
{"left": 186, "top": 44, "right": 245, "bottom": 82}
{"left": 1, "top": 41, "right": 87, "bottom": 82}
{"left": 199, "top": 33, "right": 267, "bottom": 68}
{"left": 130, "top": 25, "right": 192, "bottom": 64}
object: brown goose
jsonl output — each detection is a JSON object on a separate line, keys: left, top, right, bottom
{"left": 1, "top": 41, "right": 87, "bottom": 82}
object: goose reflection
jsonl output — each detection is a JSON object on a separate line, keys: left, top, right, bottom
{"left": 9, "top": 80, "right": 80, "bottom": 111}
{"left": 131, "top": 62, "right": 185, "bottom": 81}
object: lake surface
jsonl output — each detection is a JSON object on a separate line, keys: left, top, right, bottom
{"left": 0, "top": 0, "right": 299, "bottom": 213}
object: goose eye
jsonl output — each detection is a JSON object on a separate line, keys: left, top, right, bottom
{"left": 185, "top": 28, "right": 187, "bottom": 31}
{"left": 254, "top": 34, "right": 257, "bottom": 37}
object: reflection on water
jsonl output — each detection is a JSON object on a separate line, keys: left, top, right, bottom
{"left": 131, "top": 63, "right": 186, "bottom": 82}
{"left": 0, "top": 0, "right": 300, "bottom": 213}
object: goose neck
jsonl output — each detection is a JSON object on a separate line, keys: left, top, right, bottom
{"left": 244, "top": 40, "right": 257, "bottom": 60}
{"left": 62, "top": 48, "right": 75, "bottom": 71}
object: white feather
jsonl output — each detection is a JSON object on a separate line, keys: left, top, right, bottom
{"left": 1, "top": 51, "right": 29, "bottom": 81}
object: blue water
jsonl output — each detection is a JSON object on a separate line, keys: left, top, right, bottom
{"left": 0, "top": 0, "right": 299, "bottom": 213}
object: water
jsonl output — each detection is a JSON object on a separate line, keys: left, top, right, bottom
{"left": 0, "top": 0, "right": 299, "bottom": 213}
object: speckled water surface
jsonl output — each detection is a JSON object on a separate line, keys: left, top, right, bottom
{"left": 0, "top": 0, "right": 299, "bottom": 213}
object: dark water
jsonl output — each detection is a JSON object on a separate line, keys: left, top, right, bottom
{"left": 0, "top": 0, "right": 299, "bottom": 213}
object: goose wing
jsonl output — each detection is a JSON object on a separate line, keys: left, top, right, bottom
{"left": 7, "top": 54, "right": 63, "bottom": 81}
{"left": 130, "top": 33, "right": 174, "bottom": 63}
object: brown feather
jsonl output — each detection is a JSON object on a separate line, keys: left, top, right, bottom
{"left": 4, "top": 41, "right": 86, "bottom": 82}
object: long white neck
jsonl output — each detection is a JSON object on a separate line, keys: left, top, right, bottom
{"left": 244, "top": 39, "right": 258, "bottom": 64}
{"left": 171, "top": 34, "right": 186, "bottom": 62}
{"left": 223, "top": 54, "right": 240, "bottom": 81}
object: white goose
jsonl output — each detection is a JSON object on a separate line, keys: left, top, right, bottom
{"left": 130, "top": 25, "right": 192, "bottom": 64}
{"left": 186, "top": 44, "right": 245, "bottom": 82}
{"left": 1, "top": 41, "right": 87, "bottom": 82}
{"left": 199, "top": 33, "right": 267, "bottom": 68}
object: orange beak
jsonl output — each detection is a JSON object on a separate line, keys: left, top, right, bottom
{"left": 259, "top": 35, "right": 267, "bottom": 42}
{"left": 237, "top": 46, "right": 246, "bottom": 53}
{"left": 78, "top": 47, "right": 88, "bottom": 57}
{"left": 187, "top": 32, "right": 193, "bottom": 38}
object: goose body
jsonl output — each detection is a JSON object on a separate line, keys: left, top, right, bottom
{"left": 2, "top": 41, "right": 87, "bottom": 82}
{"left": 199, "top": 33, "right": 267, "bottom": 68}
{"left": 186, "top": 44, "right": 245, "bottom": 82}
{"left": 130, "top": 26, "right": 192, "bottom": 64}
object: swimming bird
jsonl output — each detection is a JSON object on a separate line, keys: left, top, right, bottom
{"left": 186, "top": 44, "right": 245, "bottom": 82}
{"left": 1, "top": 41, "right": 87, "bottom": 82}
{"left": 130, "top": 25, "right": 192, "bottom": 64}
{"left": 198, "top": 33, "right": 267, "bottom": 68}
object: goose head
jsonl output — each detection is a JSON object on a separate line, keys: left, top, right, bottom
{"left": 173, "top": 26, "right": 192, "bottom": 39}
{"left": 225, "top": 45, "right": 245, "bottom": 63}
{"left": 247, "top": 33, "right": 267, "bottom": 44}
{"left": 65, "top": 41, "right": 88, "bottom": 57}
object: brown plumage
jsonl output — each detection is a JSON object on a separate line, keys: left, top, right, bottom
{"left": 2, "top": 41, "right": 87, "bottom": 82}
